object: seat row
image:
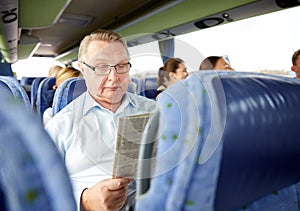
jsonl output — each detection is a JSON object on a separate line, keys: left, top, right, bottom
{"left": 30, "top": 76, "right": 159, "bottom": 123}
{"left": 1, "top": 71, "right": 300, "bottom": 210}
{"left": 131, "top": 76, "right": 158, "bottom": 100}
{"left": 0, "top": 76, "right": 30, "bottom": 107}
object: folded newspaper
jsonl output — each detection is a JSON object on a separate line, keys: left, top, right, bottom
{"left": 112, "top": 112, "right": 158, "bottom": 178}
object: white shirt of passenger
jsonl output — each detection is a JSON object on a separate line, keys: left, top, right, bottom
{"left": 45, "top": 91, "right": 156, "bottom": 208}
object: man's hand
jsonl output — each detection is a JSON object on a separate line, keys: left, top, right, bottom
{"left": 81, "top": 178, "right": 133, "bottom": 211}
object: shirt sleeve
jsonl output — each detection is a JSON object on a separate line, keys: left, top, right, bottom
{"left": 43, "top": 107, "right": 53, "bottom": 126}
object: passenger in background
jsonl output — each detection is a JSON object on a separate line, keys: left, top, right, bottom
{"left": 291, "top": 49, "right": 300, "bottom": 79}
{"left": 43, "top": 66, "right": 81, "bottom": 125}
{"left": 48, "top": 65, "right": 63, "bottom": 77}
{"left": 45, "top": 29, "right": 156, "bottom": 211}
{"left": 199, "top": 56, "right": 234, "bottom": 70}
{"left": 156, "top": 57, "right": 189, "bottom": 99}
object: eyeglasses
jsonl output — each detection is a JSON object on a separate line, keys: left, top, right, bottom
{"left": 82, "top": 62, "right": 131, "bottom": 75}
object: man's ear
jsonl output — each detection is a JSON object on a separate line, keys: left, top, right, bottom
{"left": 78, "top": 62, "right": 85, "bottom": 74}
{"left": 291, "top": 66, "right": 296, "bottom": 72}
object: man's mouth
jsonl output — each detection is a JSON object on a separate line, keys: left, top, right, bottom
{"left": 106, "top": 86, "right": 119, "bottom": 91}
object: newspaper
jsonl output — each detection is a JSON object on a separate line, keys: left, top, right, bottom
{"left": 112, "top": 112, "right": 157, "bottom": 178}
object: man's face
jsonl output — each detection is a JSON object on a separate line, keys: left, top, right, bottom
{"left": 80, "top": 40, "right": 130, "bottom": 108}
{"left": 292, "top": 55, "right": 300, "bottom": 78}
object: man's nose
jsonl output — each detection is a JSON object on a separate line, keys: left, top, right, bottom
{"left": 107, "top": 67, "right": 118, "bottom": 80}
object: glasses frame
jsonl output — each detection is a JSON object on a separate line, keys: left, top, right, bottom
{"left": 82, "top": 62, "right": 131, "bottom": 75}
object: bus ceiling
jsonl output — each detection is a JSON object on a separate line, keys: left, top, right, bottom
{"left": 0, "top": 0, "right": 299, "bottom": 64}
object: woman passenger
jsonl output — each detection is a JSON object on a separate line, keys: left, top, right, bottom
{"left": 43, "top": 66, "right": 81, "bottom": 125}
{"left": 199, "top": 56, "right": 234, "bottom": 70}
{"left": 156, "top": 57, "right": 189, "bottom": 99}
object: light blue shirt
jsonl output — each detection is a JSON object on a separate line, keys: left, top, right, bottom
{"left": 45, "top": 91, "right": 156, "bottom": 208}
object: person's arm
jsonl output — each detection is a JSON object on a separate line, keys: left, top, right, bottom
{"left": 80, "top": 178, "right": 132, "bottom": 211}
{"left": 43, "top": 107, "right": 53, "bottom": 126}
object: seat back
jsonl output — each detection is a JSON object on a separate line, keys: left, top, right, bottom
{"left": 136, "top": 71, "right": 300, "bottom": 211}
{"left": 30, "top": 77, "right": 46, "bottom": 111}
{"left": 52, "top": 77, "right": 86, "bottom": 115}
{"left": 139, "top": 77, "right": 157, "bottom": 100}
{"left": 0, "top": 80, "right": 12, "bottom": 94}
{"left": 20, "top": 77, "right": 36, "bottom": 86}
{"left": 36, "top": 77, "right": 56, "bottom": 117}
{"left": 129, "top": 76, "right": 141, "bottom": 94}
{"left": 0, "top": 91, "right": 76, "bottom": 211}
{"left": 21, "top": 77, "right": 36, "bottom": 97}
{"left": 0, "top": 76, "right": 30, "bottom": 107}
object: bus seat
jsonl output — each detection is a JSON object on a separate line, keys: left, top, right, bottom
{"left": 0, "top": 76, "right": 30, "bottom": 107}
{"left": 36, "top": 77, "right": 56, "bottom": 117}
{"left": 21, "top": 77, "right": 36, "bottom": 97}
{"left": 136, "top": 71, "right": 300, "bottom": 211}
{"left": 30, "top": 77, "right": 46, "bottom": 111}
{"left": 52, "top": 77, "right": 86, "bottom": 115}
{"left": 139, "top": 77, "right": 157, "bottom": 100}
{"left": 130, "top": 77, "right": 141, "bottom": 94}
{"left": 20, "top": 77, "right": 36, "bottom": 86}
{"left": 0, "top": 91, "right": 76, "bottom": 211}
{"left": 0, "top": 80, "right": 12, "bottom": 95}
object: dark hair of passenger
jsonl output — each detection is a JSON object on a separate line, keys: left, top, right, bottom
{"left": 199, "top": 56, "right": 222, "bottom": 70}
{"left": 292, "top": 49, "right": 300, "bottom": 65}
{"left": 162, "top": 57, "right": 184, "bottom": 73}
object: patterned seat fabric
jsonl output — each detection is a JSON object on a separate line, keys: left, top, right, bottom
{"left": 52, "top": 77, "right": 86, "bottom": 115}
{"left": 36, "top": 77, "right": 56, "bottom": 117}
{"left": 129, "top": 77, "right": 141, "bottom": 94}
{"left": 0, "top": 76, "right": 30, "bottom": 107}
{"left": 136, "top": 71, "right": 300, "bottom": 211}
{"left": 0, "top": 91, "right": 76, "bottom": 210}
{"left": 139, "top": 77, "right": 157, "bottom": 100}
{"left": 30, "top": 77, "right": 46, "bottom": 111}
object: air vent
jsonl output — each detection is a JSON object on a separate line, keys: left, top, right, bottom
{"left": 58, "top": 14, "right": 94, "bottom": 26}
{"left": 194, "top": 17, "right": 224, "bottom": 29}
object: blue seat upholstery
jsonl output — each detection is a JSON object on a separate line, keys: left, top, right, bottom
{"left": 139, "top": 77, "right": 157, "bottom": 100}
{"left": 136, "top": 71, "right": 300, "bottom": 211}
{"left": 36, "top": 77, "right": 56, "bottom": 117}
{"left": 130, "top": 76, "right": 141, "bottom": 94}
{"left": 52, "top": 77, "right": 86, "bottom": 115}
{"left": 0, "top": 91, "right": 76, "bottom": 211}
{"left": 31, "top": 77, "right": 46, "bottom": 111}
{"left": 0, "top": 76, "right": 30, "bottom": 107}
{"left": 0, "top": 80, "right": 12, "bottom": 95}
{"left": 52, "top": 77, "right": 145, "bottom": 116}
{"left": 21, "top": 77, "right": 36, "bottom": 86}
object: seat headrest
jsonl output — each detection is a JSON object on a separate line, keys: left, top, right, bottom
{"left": 214, "top": 74, "right": 300, "bottom": 210}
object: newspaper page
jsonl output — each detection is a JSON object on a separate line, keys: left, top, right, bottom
{"left": 112, "top": 113, "right": 152, "bottom": 178}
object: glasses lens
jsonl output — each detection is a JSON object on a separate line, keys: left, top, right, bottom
{"left": 95, "top": 65, "right": 110, "bottom": 75}
{"left": 116, "top": 63, "right": 131, "bottom": 74}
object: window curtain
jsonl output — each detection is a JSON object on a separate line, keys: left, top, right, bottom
{"left": 158, "top": 38, "right": 175, "bottom": 64}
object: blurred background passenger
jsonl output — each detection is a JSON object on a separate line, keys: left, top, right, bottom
{"left": 43, "top": 66, "right": 82, "bottom": 125}
{"left": 156, "top": 57, "right": 188, "bottom": 99}
{"left": 199, "top": 56, "right": 234, "bottom": 71}
{"left": 291, "top": 49, "right": 300, "bottom": 79}
{"left": 48, "top": 65, "right": 63, "bottom": 77}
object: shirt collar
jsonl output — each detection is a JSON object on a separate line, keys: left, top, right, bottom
{"left": 83, "top": 92, "right": 138, "bottom": 116}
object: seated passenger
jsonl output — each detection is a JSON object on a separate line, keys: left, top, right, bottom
{"left": 156, "top": 57, "right": 189, "bottom": 99}
{"left": 43, "top": 66, "right": 81, "bottom": 125}
{"left": 199, "top": 56, "right": 234, "bottom": 70}
{"left": 291, "top": 49, "right": 300, "bottom": 79}
{"left": 48, "top": 65, "right": 63, "bottom": 77}
{"left": 45, "top": 29, "right": 156, "bottom": 211}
